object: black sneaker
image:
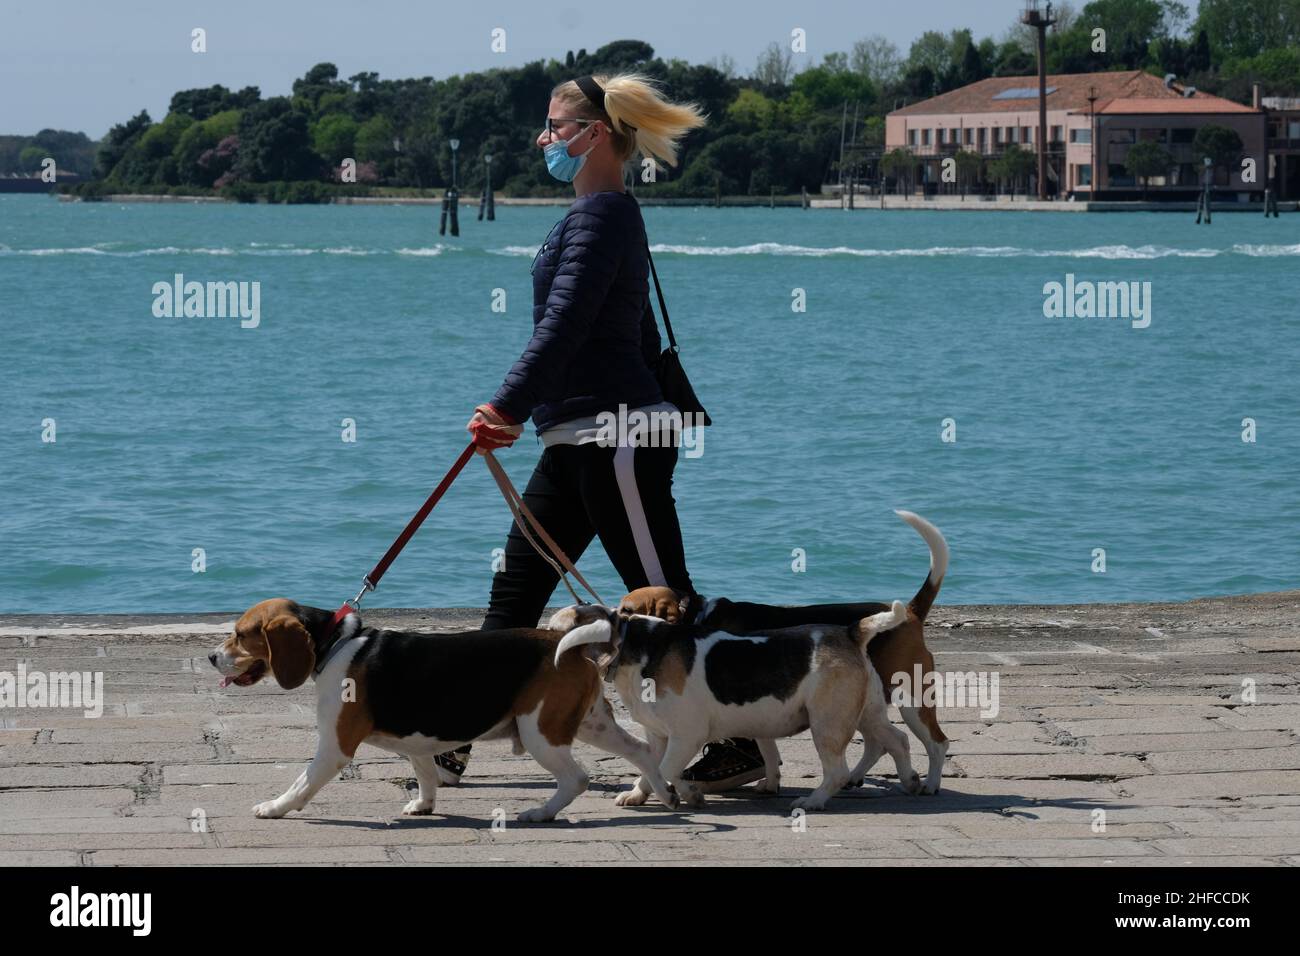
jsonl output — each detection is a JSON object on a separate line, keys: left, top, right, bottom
{"left": 434, "top": 744, "right": 471, "bottom": 786}
{"left": 681, "top": 738, "right": 771, "bottom": 793}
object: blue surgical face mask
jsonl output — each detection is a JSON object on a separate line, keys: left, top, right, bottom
{"left": 544, "top": 125, "right": 596, "bottom": 182}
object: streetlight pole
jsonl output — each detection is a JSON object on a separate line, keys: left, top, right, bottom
{"left": 1087, "top": 85, "right": 1098, "bottom": 200}
{"left": 1022, "top": 0, "right": 1058, "bottom": 200}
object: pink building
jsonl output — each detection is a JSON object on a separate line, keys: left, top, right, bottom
{"left": 885, "top": 70, "right": 1266, "bottom": 199}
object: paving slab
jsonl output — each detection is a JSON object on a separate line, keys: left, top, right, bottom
{"left": 1, "top": 590, "right": 1298, "bottom": 866}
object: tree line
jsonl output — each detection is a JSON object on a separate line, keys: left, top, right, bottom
{"left": 3, "top": 0, "right": 1291, "bottom": 200}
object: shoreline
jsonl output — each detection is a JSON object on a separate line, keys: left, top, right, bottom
{"left": 2, "top": 588, "right": 1296, "bottom": 634}
{"left": 46, "top": 192, "right": 1298, "bottom": 212}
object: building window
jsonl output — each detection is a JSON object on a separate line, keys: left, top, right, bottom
{"left": 922, "top": 128, "right": 931, "bottom": 146}
{"left": 1070, "top": 128, "right": 1091, "bottom": 144}
{"left": 964, "top": 127, "right": 973, "bottom": 145}
{"left": 1289, "top": 120, "right": 1300, "bottom": 139}
{"left": 1050, "top": 125, "right": 1063, "bottom": 142}
{"left": 1170, "top": 128, "right": 1196, "bottom": 143}
{"left": 1009, "top": 127, "right": 1019, "bottom": 143}
{"left": 1111, "top": 128, "right": 1136, "bottom": 144}
{"left": 994, "top": 127, "right": 1003, "bottom": 144}
{"left": 1139, "top": 128, "right": 1169, "bottom": 143}
{"left": 1077, "top": 164, "right": 1092, "bottom": 186}
{"left": 909, "top": 129, "right": 918, "bottom": 146}
{"left": 1022, "top": 126, "right": 1033, "bottom": 143}
{"left": 1108, "top": 163, "right": 1136, "bottom": 186}
{"left": 978, "top": 128, "right": 987, "bottom": 149}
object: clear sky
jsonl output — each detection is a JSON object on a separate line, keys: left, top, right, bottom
{"left": 0, "top": 0, "right": 1068, "bottom": 137}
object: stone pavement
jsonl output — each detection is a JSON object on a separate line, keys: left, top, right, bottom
{"left": 1, "top": 591, "right": 1297, "bottom": 866}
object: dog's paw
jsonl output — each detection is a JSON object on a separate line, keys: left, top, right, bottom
{"left": 402, "top": 798, "right": 435, "bottom": 815}
{"left": 614, "top": 788, "right": 648, "bottom": 807}
{"left": 755, "top": 776, "right": 781, "bottom": 795}
{"left": 517, "top": 806, "right": 557, "bottom": 823}
{"left": 253, "top": 800, "right": 288, "bottom": 819}
{"left": 902, "top": 771, "right": 924, "bottom": 795}
{"left": 844, "top": 776, "right": 865, "bottom": 789}
{"left": 679, "top": 785, "right": 706, "bottom": 809}
{"left": 921, "top": 781, "right": 941, "bottom": 795}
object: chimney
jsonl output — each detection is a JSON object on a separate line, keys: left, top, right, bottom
{"left": 1183, "top": 86, "right": 1196, "bottom": 98}
{"left": 1164, "top": 73, "right": 1176, "bottom": 89}
{"left": 1253, "top": 83, "right": 1262, "bottom": 109}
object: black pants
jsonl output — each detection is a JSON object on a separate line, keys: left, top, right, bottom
{"left": 481, "top": 436, "right": 694, "bottom": 630}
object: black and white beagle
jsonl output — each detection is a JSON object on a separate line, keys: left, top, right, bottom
{"left": 551, "top": 600, "right": 920, "bottom": 811}
{"left": 208, "top": 598, "right": 678, "bottom": 821}
{"left": 619, "top": 510, "right": 951, "bottom": 794}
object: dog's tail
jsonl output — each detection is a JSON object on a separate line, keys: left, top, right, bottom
{"left": 854, "top": 600, "right": 908, "bottom": 649}
{"left": 895, "top": 510, "right": 948, "bottom": 622}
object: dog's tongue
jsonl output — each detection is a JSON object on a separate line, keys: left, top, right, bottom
{"left": 219, "top": 676, "right": 233, "bottom": 688}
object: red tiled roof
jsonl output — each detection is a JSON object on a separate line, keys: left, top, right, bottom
{"left": 888, "top": 70, "right": 1249, "bottom": 117}
{"left": 1086, "top": 95, "right": 1258, "bottom": 114}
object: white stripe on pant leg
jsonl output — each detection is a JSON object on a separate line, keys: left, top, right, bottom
{"left": 612, "top": 445, "right": 667, "bottom": 588}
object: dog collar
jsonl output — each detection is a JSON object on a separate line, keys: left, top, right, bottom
{"left": 314, "top": 613, "right": 361, "bottom": 677}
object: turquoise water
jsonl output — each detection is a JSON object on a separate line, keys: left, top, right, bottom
{"left": 1, "top": 194, "right": 1296, "bottom": 613}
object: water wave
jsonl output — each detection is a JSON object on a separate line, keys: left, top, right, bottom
{"left": 5, "top": 241, "right": 1296, "bottom": 260}
{"left": 1, "top": 244, "right": 446, "bottom": 258}
{"left": 646, "top": 242, "right": 1227, "bottom": 259}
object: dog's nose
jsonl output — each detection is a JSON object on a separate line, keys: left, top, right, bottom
{"left": 207, "top": 652, "right": 217, "bottom": 666}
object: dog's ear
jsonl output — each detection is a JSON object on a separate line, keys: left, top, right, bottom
{"left": 262, "top": 613, "right": 316, "bottom": 689}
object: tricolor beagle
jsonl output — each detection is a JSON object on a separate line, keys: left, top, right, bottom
{"left": 208, "top": 599, "right": 678, "bottom": 821}
{"left": 618, "top": 510, "right": 951, "bottom": 794}
{"left": 552, "top": 600, "right": 920, "bottom": 810}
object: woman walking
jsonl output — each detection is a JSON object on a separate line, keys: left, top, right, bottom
{"left": 435, "top": 74, "right": 733, "bottom": 784}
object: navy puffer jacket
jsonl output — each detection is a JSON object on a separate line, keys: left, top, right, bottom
{"left": 490, "top": 190, "right": 663, "bottom": 433}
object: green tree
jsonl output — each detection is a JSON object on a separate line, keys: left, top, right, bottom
{"left": 170, "top": 85, "right": 260, "bottom": 120}
{"left": 112, "top": 112, "right": 194, "bottom": 186}
{"left": 1192, "top": 124, "right": 1244, "bottom": 181}
{"left": 17, "top": 145, "right": 46, "bottom": 172}
{"left": 907, "top": 31, "right": 955, "bottom": 80}
{"left": 94, "top": 110, "right": 151, "bottom": 179}
{"left": 174, "top": 109, "right": 240, "bottom": 186}
{"left": 312, "top": 113, "right": 359, "bottom": 165}
{"left": 850, "top": 35, "right": 903, "bottom": 86}
{"left": 726, "top": 88, "right": 778, "bottom": 130}
{"left": 957, "top": 36, "right": 986, "bottom": 87}
{"left": 235, "top": 98, "right": 320, "bottom": 182}
{"left": 989, "top": 145, "right": 1036, "bottom": 195}
{"left": 880, "top": 147, "right": 916, "bottom": 194}
{"left": 1195, "top": 0, "right": 1300, "bottom": 61}
{"left": 1125, "top": 140, "right": 1175, "bottom": 197}
{"left": 791, "top": 64, "right": 876, "bottom": 110}
{"left": 292, "top": 63, "right": 350, "bottom": 113}
{"left": 955, "top": 149, "right": 984, "bottom": 195}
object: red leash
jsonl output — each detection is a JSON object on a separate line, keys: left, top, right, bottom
{"left": 324, "top": 440, "right": 478, "bottom": 637}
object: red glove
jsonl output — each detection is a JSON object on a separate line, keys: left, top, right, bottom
{"left": 466, "top": 403, "right": 523, "bottom": 454}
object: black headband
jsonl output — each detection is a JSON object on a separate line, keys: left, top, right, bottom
{"left": 574, "top": 75, "right": 606, "bottom": 113}
{"left": 573, "top": 75, "right": 637, "bottom": 133}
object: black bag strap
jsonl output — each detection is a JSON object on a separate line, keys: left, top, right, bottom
{"left": 646, "top": 243, "right": 679, "bottom": 353}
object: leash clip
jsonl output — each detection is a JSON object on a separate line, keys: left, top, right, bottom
{"left": 348, "top": 576, "right": 376, "bottom": 610}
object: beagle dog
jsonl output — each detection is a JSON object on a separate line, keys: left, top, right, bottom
{"left": 618, "top": 510, "right": 950, "bottom": 794}
{"left": 208, "top": 599, "right": 678, "bottom": 821}
{"left": 552, "top": 600, "right": 920, "bottom": 811}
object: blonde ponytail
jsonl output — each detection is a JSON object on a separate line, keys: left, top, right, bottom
{"left": 554, "top": 72, "right": 706, "bottom": 171}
